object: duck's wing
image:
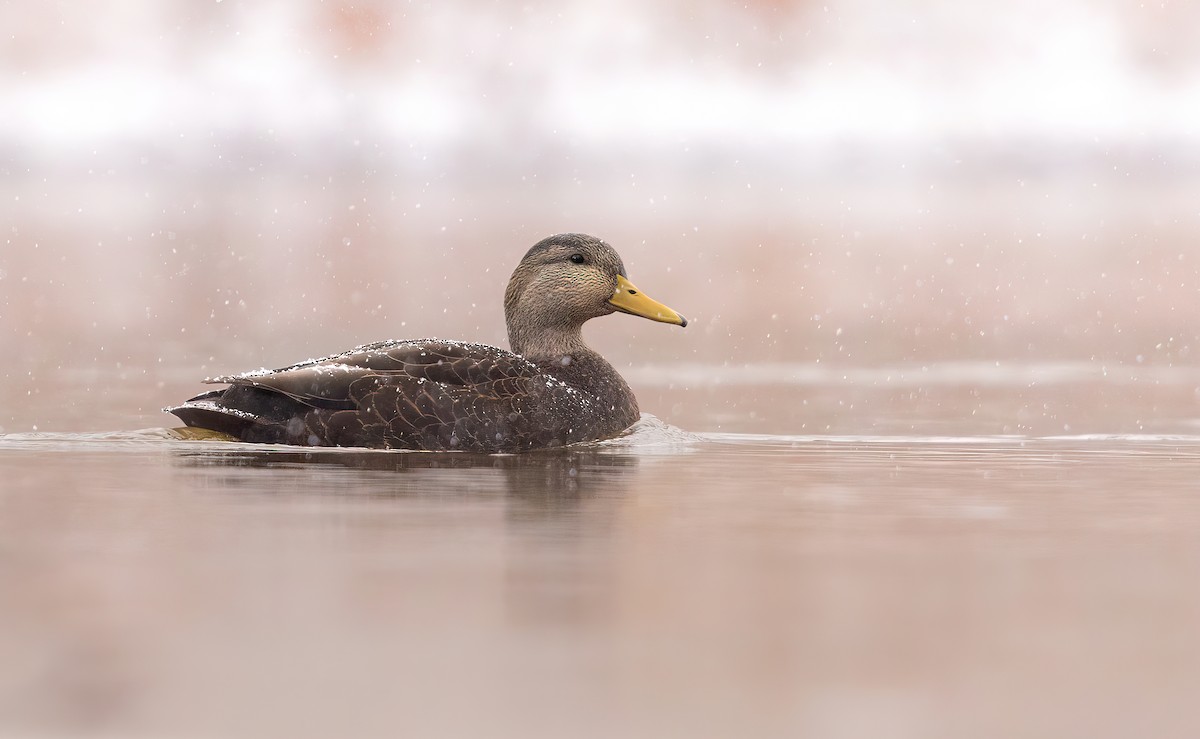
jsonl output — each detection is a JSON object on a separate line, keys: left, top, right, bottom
{"left": 167, "top": 340, "right": 547, "bottom": 450}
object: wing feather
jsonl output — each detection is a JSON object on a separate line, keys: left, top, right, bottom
{"left": 173, "top": 339, "right": 551, "bottom": 449}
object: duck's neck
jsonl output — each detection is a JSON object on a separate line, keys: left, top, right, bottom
{"left": 509, "top": 323, "right": 635, "bottom": 403}
{"left": 508, "top": 323, "right": 589, "bottom": 362}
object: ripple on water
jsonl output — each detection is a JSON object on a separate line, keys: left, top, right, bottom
{"left": 597, "top": 413, "right": 705, "bottom": 452}
{"left": 3, "top": 421, "right": 1200, "bottom": 462}
{"left": 0, "top": 415, "right": 703, "bottom": 457}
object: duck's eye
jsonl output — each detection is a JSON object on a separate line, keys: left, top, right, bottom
{"left": 569, "top": 253, "right": 586, "bottom": 264}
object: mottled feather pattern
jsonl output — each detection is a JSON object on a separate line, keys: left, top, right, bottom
{"left": 169, "top": 339, "right": 638, "bottom": 452}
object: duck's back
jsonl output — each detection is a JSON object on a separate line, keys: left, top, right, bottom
{"left": 167, "top": 339, "right": 639, "bottom": 452}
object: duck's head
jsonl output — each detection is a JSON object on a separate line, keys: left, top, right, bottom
{"left": 504, "top": 233, "right": 686, "bottom": 358}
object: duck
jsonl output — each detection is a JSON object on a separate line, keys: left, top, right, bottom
{"left": 166, "top": 233, "right": 687, "bottom": 452}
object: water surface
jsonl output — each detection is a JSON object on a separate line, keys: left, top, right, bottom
{"left": 3, "top": 402, "right": 1200, "bottom": 738}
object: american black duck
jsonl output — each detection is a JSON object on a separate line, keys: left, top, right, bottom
{"left": 166, "top": 233, "right": 686, "bottom": 452}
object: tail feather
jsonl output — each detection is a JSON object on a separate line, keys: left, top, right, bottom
{"left": 166, "top": 400, "right": 261, "bottom": 438}
{"left": 166, "top": 384, "right": 317, "bottom": 443}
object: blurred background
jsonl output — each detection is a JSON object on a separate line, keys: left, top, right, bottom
{"left": 7, "top": 5, "right": 1200, "bottom": 739}
{"left": 2, "top": 0, "right": 1199, "bottom": 433}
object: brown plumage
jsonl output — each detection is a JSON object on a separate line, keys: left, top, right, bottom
{"left": 166, "top": 233, "right": 686, "bottom": 452}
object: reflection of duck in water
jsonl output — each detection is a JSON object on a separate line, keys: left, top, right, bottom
{"left": 177, "top": 445, "right": 639, "bottom": 502}
{"left": 167, "top": 234, "right": 686, "bottom": 452}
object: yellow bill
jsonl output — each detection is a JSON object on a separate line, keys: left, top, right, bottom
{"left": 608, "top": 274, "right": 687, "bottom": 327}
